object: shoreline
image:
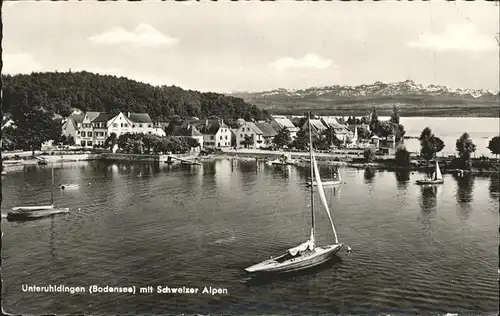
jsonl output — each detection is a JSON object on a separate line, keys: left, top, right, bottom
{"left": 2, "top": 149, "right": 499, "bottom": 176}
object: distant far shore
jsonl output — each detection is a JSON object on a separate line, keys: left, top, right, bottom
{"left": 267, "top": 108, "right": 500, "bottom": 118}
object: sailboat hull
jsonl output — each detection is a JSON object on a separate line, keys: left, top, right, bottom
{"left": 306, "top": 180, "right": 342, "bottom": 186}
{"left": 7, "top": 208, "right": 70, "bottom": 221}
{"left": 11, "top": 205, "right": 55, "bottom": 211}
{"left": 245, "top": 244, "right": 343, "bottom": 274}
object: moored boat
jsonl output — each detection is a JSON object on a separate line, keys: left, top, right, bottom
{"left": 60, "top": 184, "right": 79, "bottom": 190}
{"left": 7, "top": 165, "right": 70, "bottom": 221}
{"left": 7, "top": 208, "right": 70, "bottom": 221}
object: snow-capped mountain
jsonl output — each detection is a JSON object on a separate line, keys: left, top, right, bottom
{"left": 230, "top": 80, "right": 499, "bottom": 101}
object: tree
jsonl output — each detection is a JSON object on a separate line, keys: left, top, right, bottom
{"left": 456, "top": 132, "right": 476, "bottom": 170}
{"left": 357, "top": 125, "right": 371, "bottom": 140}
{"left": 291, "top": 128, "right": 309, "bottom": 151}
{"left": 320, "top": 127, "right": 341, "bottom": 148}
{"left": 363, "top": 147, "right": 376, "bottom": 162}
{"left": 104, "top": 132, "right": 117, "bottom": 149}
{"left": 9, "top": 100, "right": 62, "bottom": 155}
{"left": 395, "top": 145, "right": 410, "bottom": 167}
{"left": 487, "top": 136, "right": 500, "bottom": 158}
{"left": 390, "top": 105, "right": 400, "bottom": 124}
{"left": 240, "top": 135, "right": 254, "bottom": 148}
{"left": 273, "top": 127, "right": 291, "bottom": 148}
{"left": 419, "top": 127, "right": 445, "bottom": 165}
{"left": 369, "top": 106, "right": 379, "bottom": 133}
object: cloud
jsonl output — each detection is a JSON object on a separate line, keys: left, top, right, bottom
{"left": 408, "top": 23, "right": 497, "bottom": 52}
{"left": 89, "top": 24, "right": 179, "bottom": 48}
{"left": 272, "top": 54, "right": 335, "bottom": 71}
{"left": 2, "top": 53, "right": 43, "bottom": 74}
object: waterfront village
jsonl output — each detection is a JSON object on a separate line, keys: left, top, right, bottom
{"left": 2, "top": 106, "right": 500, "bottom": 175}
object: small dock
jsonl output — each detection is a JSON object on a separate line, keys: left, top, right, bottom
{"left": 166, "top": 155, "right": 201, "bottom": 165}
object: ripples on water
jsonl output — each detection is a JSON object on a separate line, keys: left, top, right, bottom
{"left": 1, "top": 160, "right": 498, "bottom": 314}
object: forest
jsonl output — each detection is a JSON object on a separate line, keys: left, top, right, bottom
{"left": 2, "top": 71, "right": 269, "bottom": 121}
{"left": 1, "top": 71, "right": 269, "bottom": 151}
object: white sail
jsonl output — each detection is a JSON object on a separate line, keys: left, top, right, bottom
{"left": 288, "top": 228, "right": 315, "bottom": 256}
{"left": 435, "top": 161, "right": 443, "bottom": 180}
{"left": 312, "top": 153, "right": 339, "bottom": 244}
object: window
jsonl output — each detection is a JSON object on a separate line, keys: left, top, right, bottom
{"left": 240, "top": 134, "right": 243, "bottom": 138}
{"left": 225, "top": 135, "right": 228, "bottom": 140}
{"left": 132, "top": 125, "right": 136, "bottom": 128}
{"left": 77, "top": 131, "right": 80, "bottom": 135}
{"left": 148, "top": 124, "right": 152, "bottom": 128}
{"left": 139, "top": 124, "right": 143, "bottom": 128}
{"left": 210, "top": 136, "right": 214, "bottom": 140}
{"left": 87, "top": 141, "right": 93, "bottom": 146}
{"left": 220, "top": 136, "right": 222, "bottom": 140}
{"left": 81, "top": 141, "right": 85, "bottom": 146}
{"left": 113, "top": 123, "right": 118, "bottom": 127}
{"left": 81, "top": 132, "right": 86, "bottom": 137}
{"left": 88, "top": 132, "right": 93, "bottom": 137}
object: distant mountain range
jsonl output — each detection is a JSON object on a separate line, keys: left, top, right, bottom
{"left": 229, "top": 80, "right": 500, "bottom": 117}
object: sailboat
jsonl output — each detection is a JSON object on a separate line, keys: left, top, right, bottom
{"left": 416, "top": 160, "right": 444, "bottom": 185}
{"left": 245, "top": 117, "right": 344, "bottom": 274}
{"left": 7, "top": 166, "right": 69, "bottom": 221}
{"left": 306, "top": 166, "right": 342, "bottom": 186}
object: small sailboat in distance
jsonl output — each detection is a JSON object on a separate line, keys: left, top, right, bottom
{"left": 245, "top": 115, "right": 345, "bottom": 274}
{"left": 416, "top": 160, "right": 444, "bottom": 185}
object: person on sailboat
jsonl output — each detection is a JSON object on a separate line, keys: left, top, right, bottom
{"left": 346, "top": 245, "right": 352, "bottom": 255}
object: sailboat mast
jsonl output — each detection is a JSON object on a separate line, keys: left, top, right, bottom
{"left": 51, "top": 165, "right": 54, "bottom": 205}
{"left": 308, "top": 113, "right": 315, "bottom": 233}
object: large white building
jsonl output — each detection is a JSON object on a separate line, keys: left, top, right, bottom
{"left": 62, "top": 110, "right": 166, "bottom": 148}
{"left": 234, "top": 121, "right": 277, "bottom": 149}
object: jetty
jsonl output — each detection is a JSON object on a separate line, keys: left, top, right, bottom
{"left": 99, "top": 152, "right": 201, "bottom": 165}
{"left": 165, "top": 155, "right": 201, "bottom": 165}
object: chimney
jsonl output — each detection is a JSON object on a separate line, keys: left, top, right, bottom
{"left": 127, "top": 112, "right": 130, "bottom": 118}
{"left": 205, "top": 119, "right": 208, "bottom": 127}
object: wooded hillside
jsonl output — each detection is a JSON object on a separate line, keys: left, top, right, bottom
{"left": 2, "top": 71, "right": 269, "bottom": 121}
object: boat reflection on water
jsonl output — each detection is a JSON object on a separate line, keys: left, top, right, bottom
{"left": 363, "top": 167, "right": 376, "bottom": 184}
{"left": 244, "top": 254, "right": 344, "bottom": 286}
{"left": 418, "top": 185, "right": 439, "bottom": 233}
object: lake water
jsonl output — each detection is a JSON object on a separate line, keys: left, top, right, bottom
{"left": 325, "top": 116, "right": 499, "bottom": 157}
{"left": 1, "top": 160, "right": 498, "bottom": 314}
{"left": 396, "top": 117, "right": 500, "bottom": 158}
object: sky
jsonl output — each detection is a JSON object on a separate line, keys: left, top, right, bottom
{"left": 2, "top": 1, "right": 499, "bottom": 93}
